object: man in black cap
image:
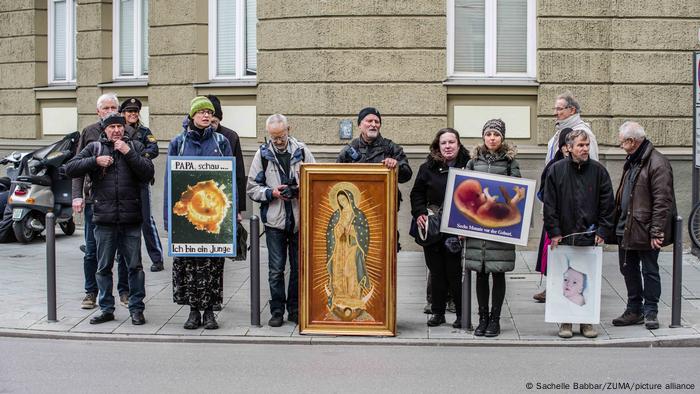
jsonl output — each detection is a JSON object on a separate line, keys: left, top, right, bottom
{"left": 205, "top": 95, "right": 247, "bottom": 311}
{"left": 205, "top": 95, "right": 246, "bottom": 221}
{"left": 72, "top": 93, "right": 132, "bottom": 309}
{"left": 119, "top": 97, "right": 164, "bottom": 273}
{"left": 337, "top": 107, "right": 412, "bottom": 182}
{"left": 337, "top": 107, "right": 412, "bottom": 250}
{"left": 66, "top": 113, "right": 154, "bottom": 325}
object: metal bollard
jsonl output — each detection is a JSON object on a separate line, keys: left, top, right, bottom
{"left": 250, "top": 216, "right": 261, "bottom": 327}
{"left": 46, "top": 212, "right": 57, "bottom": 322}
{"left": 460, "top": 240, "right": 473, "bottom": 331}
{"left": 670, "top": 215, "right": 683, "bottom": 328}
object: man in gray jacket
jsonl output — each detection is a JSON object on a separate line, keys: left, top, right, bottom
{"left": 247, "top": 114, "right": 315, "bottom": 327}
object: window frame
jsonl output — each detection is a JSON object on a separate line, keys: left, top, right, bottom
{"left": 447, "top": 0, "right": 536, "bottom": 80}
{"left": 48, "top": 0, "right": 76, "bottom": 85}
{"left": 112, "top": 0, "right": 148, "bottom": 80}
{"left": 208, "top": 0, "right": 257, "bottom": 81}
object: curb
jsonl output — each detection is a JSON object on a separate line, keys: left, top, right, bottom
{"left": 2, "top": 328, "right": 700, "bottom": 348}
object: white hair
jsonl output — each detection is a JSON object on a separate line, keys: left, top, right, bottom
{"left": 619, "top": 121, "right": 646, "bottom": 141}
{"left": 96, "top": 92, "right": 119, "bottom": 110}
{"left": 266, "top": 114, "right": 289, "bottom": 129}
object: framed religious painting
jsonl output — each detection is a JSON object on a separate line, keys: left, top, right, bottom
{"left": 167, "top": 156, "right": 237, "bottom": 257}
{"left": 545, "top": 246, "right": 603, "bottom": 324}
{"left": 299, "top": 163, "right": 397, "bottom": 336}
{"left": 440, "top": 168, "right": 537, "bottom": 246}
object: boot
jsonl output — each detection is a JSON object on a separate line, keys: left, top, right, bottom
{"left": 427, "top": 314, "right": 446, "bottom": 327}
{"left": 474, "top": 307, "right": 489, "bottom": 336}
{"left": 484, "top": 306, "right": 501, "bottom": 337}
{"left": 184, "top": 309, "right": 201, "bottom": 329}
{"left": 202, "top": 309, "right": 219, "bottom": 330}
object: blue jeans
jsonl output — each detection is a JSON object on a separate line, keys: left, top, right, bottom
{"left": 84, "top": 204, "right": 129, "bottom": 295}
{"left": 618, "top": 248, "right": 661, "bottom": 315}
{"left": 140, "top": 184, "right": 163, "bottom": 264}
{"left": 265, "top": 226, "right": 298, "bottom": 316}
{"left": 94, "top": 224, "right": 145, "bottom": 313}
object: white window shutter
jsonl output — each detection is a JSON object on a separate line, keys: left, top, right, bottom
{"left": 454, "top": 0, "right": 485, "bottom": 73}
{"left": 496, "top": 0, "right": 527, "bottom": 73}
{"left": 245, "top": 0, "right": 256, "bottom": 75}
{"left": 141, "top": 0, "right": 148, "bottom": 75}
{"left": 53, "top": 0, "right": 67, "bottom": 80}
{"left": 119, "top": 0, "right": 135, "bottom": 76}
{"left": 217, "top": 0, "right": 236, "bottom": 76}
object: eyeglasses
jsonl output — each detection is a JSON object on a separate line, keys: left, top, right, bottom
{"left": 553, "top": 106, "right": 571, "bottom": 112}
{"left": 619, "top": 138, "right": 633, "bottom": 147}
{"left": 270, "top": 135, "right": 288, "bottom": 143}
{"left": 196, "top": 110, "right": 213, "bottom": 116}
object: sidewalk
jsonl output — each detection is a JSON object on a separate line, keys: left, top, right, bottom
{"left": 2, "top": 231, "right": 700, "bottom": 346}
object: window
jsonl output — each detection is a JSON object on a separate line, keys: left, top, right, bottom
{"left": 447, "top": 0, "right": 535, "bottom": 79}
{"left": 113, "top": 0, "right": 148, "bottom": 79}
{"left": 209, "top": 0, "right": 257, "bottom": 80}
{"left": 48, "top": 0, "right": 76, "bottom": 84}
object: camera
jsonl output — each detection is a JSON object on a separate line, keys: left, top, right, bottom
{"left": 279, "top": 178, "right": 299, "bottom": 199}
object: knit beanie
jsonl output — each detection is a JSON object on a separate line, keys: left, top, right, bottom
{"left": 101, "top": 113, "right": 125, "bottom": 129}
{"left": 482, "top": 118, "right": 506, "bottom": 138}
{"left": 357, "top": 107, "right": 382, "bottom": 125}
{"left": 206, "top": 94, "right": 223, "bottom": 120}
{"left": 189, "top": 96, "right": 215, "bottom": 118}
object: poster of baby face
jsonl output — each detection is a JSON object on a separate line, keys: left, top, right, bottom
{"left": 440, "top": 168, "right": 537, "bottom": 246}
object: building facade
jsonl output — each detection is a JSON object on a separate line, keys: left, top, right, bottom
{"left": 1, "top": 0, "right": 698, "bottom": 247}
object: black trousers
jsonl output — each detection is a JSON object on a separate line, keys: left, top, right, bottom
{"left": 423, "top": 242, "right": 461, "bottom": 315}
{"left": 476, "top": 272, "right": 506, "bottom": 312}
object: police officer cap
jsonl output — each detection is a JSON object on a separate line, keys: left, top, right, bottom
{"left": 119, "top": 97, "right": 142, "bottom": 113}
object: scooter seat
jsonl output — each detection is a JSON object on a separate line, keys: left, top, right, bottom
{"left": 16, "top": 175, "right": 51, "bottom": 186}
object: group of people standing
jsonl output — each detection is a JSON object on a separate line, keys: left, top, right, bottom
{"left": 66, "top": 90, "right": 676, "bottom": 339}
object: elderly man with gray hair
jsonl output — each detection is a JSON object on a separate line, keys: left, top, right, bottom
{"left": 612, "top": 121, "right": 676, "bottom": 330}
{"left": 246, "top": 114, "right": 316, "bottom": 327}
{"left": 547, "top": 91, "right": 599, "bottom": 163}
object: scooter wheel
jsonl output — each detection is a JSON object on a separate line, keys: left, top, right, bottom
{"left": 13, "top": 217, "right": 35, "bottom": 244}
{"left": 60, "top": 218, "right": 75, "bottom": 236}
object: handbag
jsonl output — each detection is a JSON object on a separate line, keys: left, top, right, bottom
{"left": 409, "top": 207, "right": 443, "bottom": 247}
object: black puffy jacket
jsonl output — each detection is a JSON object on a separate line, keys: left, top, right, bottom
{"left": 66, "top": 138, "right": 154, "bottom": 225}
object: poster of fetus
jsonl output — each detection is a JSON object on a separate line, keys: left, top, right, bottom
{"left": 167, "top": 156, "right": 236, "bottom": 257}
{"left": 545, "top": 246, "right": 602, "bottom": 324}
{"left": 440, "top": 168, "right": 536, "bottom": 246}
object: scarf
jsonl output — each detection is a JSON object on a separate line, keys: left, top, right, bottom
{"left": 623, "top": 138, "right": 650, "bottom": 171}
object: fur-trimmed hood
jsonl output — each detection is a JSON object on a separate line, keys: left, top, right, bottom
{"left": 470, "top": 141, "right": 517, "bottom": 161}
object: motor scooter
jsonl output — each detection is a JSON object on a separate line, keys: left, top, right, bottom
{"left": 8, "top": 132, "right": 80, "bottom": 243}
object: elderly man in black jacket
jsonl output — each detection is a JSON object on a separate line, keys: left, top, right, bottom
{"left": 66, "top": 113, "right": 155, "bottom": 325}
{"left": 543, "top": 128, "right": 615, "bottom": 339}
{"left": 612, "top": 121, "right": 676, "bottom": 330}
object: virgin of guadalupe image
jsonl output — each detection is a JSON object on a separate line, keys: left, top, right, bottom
{"left": 324, "top": 183, "right": 375, "bottom": 321}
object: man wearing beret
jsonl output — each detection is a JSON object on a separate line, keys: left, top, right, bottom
{"left": 66, "top": 113, "right": 155, "bottom": 325}
{"left": 119, "top": 97, "right": 164, "bottom": 273}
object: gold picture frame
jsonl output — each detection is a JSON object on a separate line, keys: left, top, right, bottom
{"left": 299, "top": 163, "right": 397, "bottom": 336}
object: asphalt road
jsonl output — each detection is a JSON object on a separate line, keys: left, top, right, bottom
{"left": 1, "top": 337, "right": 699, "bottom": 393}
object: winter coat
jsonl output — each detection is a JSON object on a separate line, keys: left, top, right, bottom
{"left": 546, "top": 114, "right": 599, "bottom": 163}
{"left": 163, "top": 124, "right": 233, "bottom": 229}
{"left": 215, "top": 124, "right": 247, "bottom": 212}
{"left": 410, "top": 146, "right": 470, "bottom": 219}
{"left": 71, "top": 121, "right": 142, "bottom": 203}
{"left": 614, "top": 140, "right": 676, "bottom": 249}
{"left": 65, "top": 137, "right": 154, "bottom": 225}
{"left": 337, "top": 134, "right": 413, "bottom": 184}
{"left": 543, "top": 157, "right": 615, "bottom": 246}
{"left": 246, "top": 137, "right": 315, "bottom": 233}
{"left": 463, "top": 143, "right": 521, "bottom": 273}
